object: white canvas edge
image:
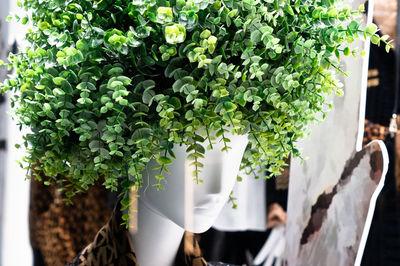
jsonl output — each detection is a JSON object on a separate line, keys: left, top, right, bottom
{"left": 354, "top": 139, "right": 389, "bottom": 266}
{"left": 356, "top": 0, "right": 374, "bottom": 152}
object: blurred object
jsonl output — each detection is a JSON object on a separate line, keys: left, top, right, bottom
{"left": 208, "top": 262, "right": 240, "bottom": 266}
{"left": 361, "top": 4, "right": 400, "bottom": 263}
{"left": 0, "top": 0, "right": 10, "bottom": 263}
{"left": 2, "top": 1, "right": 35, "bottom": 265}
{"left": 67, "top": 199, "right": 207, "bottom": 266}
{"left": 2, "top": 87, "right": 32, "bottom": 266}
{"left": 389, "top": 114, "right": 398, "bottom": 137}
{"left": 365, "top": 48, "right": 396, "bottom": 125}
{"left": 267, "top": 161, "right": 290, "bottom": 212}
{"left": 362, "top": 138, "right": 400, "bottom": 266}
{"left": 128, "top": 188, "right": 138, "bottom": 235}
{"left": 199, "top": 228, "right": 270, "bottom": 266}
{"left": 0, "top": 139, "right": 5, "bottom": 150}
{"left": 363, "top": 119, "right": 389, "bottom": 147}
{"left": 266, "top": 203, "right": 286, "bottom": 229}
{"left": 29, "top": 175, "right": 115, "bottom": 266}
{"left": 374, "top": 0, "right": 397, "bottom": 43}
{"left": 253, "top": 225, "right": 285, "bottom": 266}
{"left": 67, "top": 199, "right": 138, "bottom": 266}
{"left": 275, "top": 159, "right": 289, "bottom": 190}
{"left": 175, "top": 232, "right": 207, "bottom": 266}
{"left": 367, "top": 69, "right": 380, "bottom": 87}
{"left": 199, "top": 175, "right": 288, "bottom": 265}
{"left": 396, "top": 115, "right": 400, "bottom": 200}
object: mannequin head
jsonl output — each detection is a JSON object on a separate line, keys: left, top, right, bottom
{"left": 139, "top": 133, "right": 248, "bottom": 233}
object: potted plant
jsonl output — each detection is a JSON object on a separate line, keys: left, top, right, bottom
{"left": 0, "top": 0, "right": 390, "bottom": 223}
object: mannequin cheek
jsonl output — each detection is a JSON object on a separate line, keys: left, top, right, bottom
{"left": 189, "top": 171, "right": 239, "bottom": 233}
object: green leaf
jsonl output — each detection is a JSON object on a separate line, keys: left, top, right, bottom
{"left": 142, "top": 90, "right": 156, "bottom": 105}
{"left": 108, "top": 67, "right": 124, "bottom": 76}
{"left": 0, "top": 0, "right": 379, "bottom": 220}
{"left": 250, "top": 30, "right": 261, "bottom": 43}
{"left": 169, "top": 97, "right": 182, "bottom": 109}
{"left": 165, "top": 24, "right": 186, "bottom": 44}
{"left": 386, "top": 43, "right": 393, "bottom": 53}
{"left": 76, "top": 39, "right": 89, "bottom": 51}
{"left": 371, "top": 34, "right": 380, "bottom": 45}
{"left": 365, "top": 23, "right": 378, "bottom": 36}
{"left": 77, "top": 82, "right": 96, "bottom": 91}
{"left": 53, "top": 77, "right": 66, "bottom": 85}
{"left": 117, "top": 76, "right": 132, "bottom": 85}
{"left": 158, "top": 156, "right": 173, "bottom": 165}
{"left": 285, "top": 5, "right": 295, "bottom": 16}
{"left": 347, "top": 20, "right": 360, "bottom": 33}
{"left": 343, "top": 47, "right": 350, "bottom": 56}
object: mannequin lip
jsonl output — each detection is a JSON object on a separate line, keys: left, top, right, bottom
{"left": 193, "top": 203, "right": 220, "bottom": 210}
{"left": 193, "top": 194, "right": 223, "bottom": 210}
{"left": 193, "top": 205, "right": 218, "bottom": 211}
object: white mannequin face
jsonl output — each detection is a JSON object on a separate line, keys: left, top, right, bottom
{"left": 139, "top": 133, "right": 248, "bottom": 233}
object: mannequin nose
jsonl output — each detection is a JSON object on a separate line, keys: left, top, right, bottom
{"left": 202, "top": 175, "right": 222, "bottom": 194}
{"left": 196, "top": 160, "right": 224, "bottom": 194}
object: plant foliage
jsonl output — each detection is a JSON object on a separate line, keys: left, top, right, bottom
{"left": 0, "top": 0, "right": 390, "bottom": 218}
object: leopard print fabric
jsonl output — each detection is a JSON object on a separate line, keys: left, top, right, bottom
{"left": 66, "top": 200, "right": 138, "bottom": 266}
{"left": 363, "top": 119, "right": 389, "bottom": 147}
{"left": 30, "top": 174, "right": 114, "bottom": 266}
{"left": 67, "top": 202, "right": 207, "bottom": 266}
{"left": 31, "top": 170, "right": 206, "bottom": 266}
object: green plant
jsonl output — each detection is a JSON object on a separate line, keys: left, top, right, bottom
{"left": 0, "top": 0, "right": 391, "bottom": 219}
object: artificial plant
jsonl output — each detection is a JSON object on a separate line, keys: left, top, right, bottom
{"left": 0, "top": 0, "right": 390, "bottom": 218}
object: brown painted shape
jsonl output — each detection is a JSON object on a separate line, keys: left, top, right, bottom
{"left": 300, "top": 142, "right": 384, "bottom": 247}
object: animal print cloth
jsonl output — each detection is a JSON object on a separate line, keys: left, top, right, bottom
{"left": 66, "top": 199, "right": 138, "bottom": 266}
{"left": 30, "top": 172, "right": 206, "bottom": 266}
{"left": 67, "top": 200, "right": 207, "bottom": 266}
{"left": 29, "top": 175, "right": 113, "bottom": 266}
{"left": 363, "top": 119, "right": 389, "bottom": 147}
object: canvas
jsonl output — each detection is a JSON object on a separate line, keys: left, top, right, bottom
{"left": 284, "top": 0, "right": 390, "bottom": 265}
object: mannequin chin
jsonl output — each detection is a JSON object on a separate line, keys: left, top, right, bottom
{"left": 131, "top": 132, "right": 248, "bottom": 265}
{"left": 140, "top": 132, "right": 249, "bottom": 233}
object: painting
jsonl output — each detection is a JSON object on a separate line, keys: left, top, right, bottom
{"left": 292, "top": 141, "right": 388, "bottom": 266}
{"left": 284, "top": 0, "right": 390, "bottom": 265}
